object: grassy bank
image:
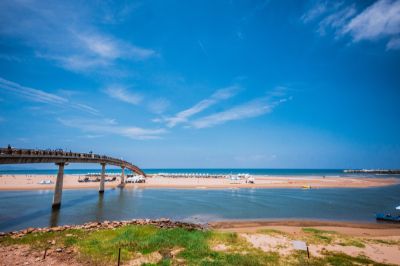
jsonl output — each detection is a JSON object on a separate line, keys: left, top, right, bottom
{"left": 0, "top": 224, "right": 395, "bottom": 265}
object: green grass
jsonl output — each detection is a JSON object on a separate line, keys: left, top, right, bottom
{"left": 256, "top": 228, "right": 287, "bottom": 236}
{"left": 0, "top": 225, "right": 394, "bottom": 266}
{"left": 0, "top": 225, "right": 279, "bottom": 265}
{"left": 337, "top": 238, "right": 366, "bottom": 248}
{"left": 369, "top": 239, "right": 400, "bottom": 246}
{"left": 302, "top": 227, "right": 337, "bottom": 244}
{"left": 0, "top": 229, "right": 87, "bottom": 250}
{"left": 321, "top": 251, "right": 390, "bottom": 266}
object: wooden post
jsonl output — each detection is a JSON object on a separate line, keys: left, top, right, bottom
{"left": 117, "top": 247, "right": 121, "bottom": 266}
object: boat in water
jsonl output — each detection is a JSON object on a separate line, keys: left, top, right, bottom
{"left": 376, "top": 213, "right": 400, "bottom": 222}
{"left": 376, "top": 206, "right": 400, "bottom": 222}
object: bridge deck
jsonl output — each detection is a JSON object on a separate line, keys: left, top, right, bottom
{"left": 0, "top": 148, "right": 146, "bottom": 176}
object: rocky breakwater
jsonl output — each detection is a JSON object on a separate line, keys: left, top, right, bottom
{"left": 0, "top": 218, "right": 208, "bottom": 238}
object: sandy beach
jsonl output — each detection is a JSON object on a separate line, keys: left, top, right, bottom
{"left": 0, "top": 174, "right": 398, "bottom": 190}
{"left": 210, "top": 220, "right": 400, "bottom": 265}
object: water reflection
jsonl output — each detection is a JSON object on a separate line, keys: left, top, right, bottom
{"left": 95, "top": 192, "right": 104, "bottom": 221}
{"left": 49, "top": 208, "right": 60, "bottom": 227}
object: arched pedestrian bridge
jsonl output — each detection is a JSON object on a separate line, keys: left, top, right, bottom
{"left": 0, "top": 147, "right": 146, "bottom": 209}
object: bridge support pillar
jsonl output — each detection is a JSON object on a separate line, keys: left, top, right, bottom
{"left": 121, "top": 166, "right": 125, "bottom": 184}
{"left": 52, "top": 162, "right": 65, "bottom": 209}
{"left": 99, "top": 163, "right": 106, "bottom": 193}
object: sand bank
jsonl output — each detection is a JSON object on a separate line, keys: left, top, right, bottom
{"left": 210, "top": 219, "right": 400, "bottom": 234}
{"left": 0, "top": 174, "right": 398, "bottom": 190}
{"left": 210, "top": 220, "right": 400, "bottom": 265}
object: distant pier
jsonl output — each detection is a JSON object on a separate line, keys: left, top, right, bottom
{"left": 344, "top": 169, "right": 400, "bottom": 174}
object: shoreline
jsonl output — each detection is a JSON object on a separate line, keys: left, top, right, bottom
{"left": 210, "top": 219, "right": 400, "bottom": 231}
{"left": 2, "top": 218, "right": 400, "bottom": 235}
{"left": 0, "top": 174, "right": 398, "bottom": 191}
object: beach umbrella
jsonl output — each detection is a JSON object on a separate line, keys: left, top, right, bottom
{"left": 396, "top": 206, "right": 400, "bottom": 210}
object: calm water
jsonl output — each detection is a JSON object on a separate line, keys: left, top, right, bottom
{"left": 1, "top": 185, "right": 399, "bottom": 232}
{"left": 1, "top": 168, "right": 398, "bottom": 177}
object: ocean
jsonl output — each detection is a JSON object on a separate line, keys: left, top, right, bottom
{"left": 0, "top": 168, "right": 397, "bottom": 177}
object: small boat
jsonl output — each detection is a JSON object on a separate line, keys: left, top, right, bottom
{"left": 376, "top": 213, "right": 400, "bottom": 222}
{"left": 302, "top": 185, "right": 311, "bottom": 189}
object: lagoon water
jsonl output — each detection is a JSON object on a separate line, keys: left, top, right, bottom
{"left": 1, "top": 185, "right": 400, "bottom": 232}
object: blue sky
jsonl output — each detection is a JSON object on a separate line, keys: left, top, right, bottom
{"left": 0, "top": 0, "right": 400, "bottom": 169}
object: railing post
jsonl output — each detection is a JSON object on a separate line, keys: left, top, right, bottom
{"left": 99, "top": 163, "right": 106, "bottom": 193}
{"left": 52, "top": 162, "right": 65, "bottom": 209}
{"left": 121, "top": 166, "right": 125, "bottom": 184}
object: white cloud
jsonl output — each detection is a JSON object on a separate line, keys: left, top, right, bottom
{"left": 0, "top": 77, "right": 99, "bottom": 115}
{"left": 342, "top": 0, "right": 400, "bottom": 43}
{"left": 36, "top": 53, "right": 110, "bottom": 72}
{"left": 104, "top": 86, "right": 143, "bottom": 105}
{"left": 148, "top": 98, "right": 170, "bottom": 114}
{"left": 318, "top": 6, "right": 357, "bottom": 36}
{"left": 303, "top": 0, "right": 400, "bottom": 50}
{"left": 0, "top": 77, "right": 67, "bottom": 105}
{"left": 58, "top": 118, "right": 166, "bottom": 140}
{"left": 301, "top": 1, "right": 328, "bottom": 23}
{"left": 387, "top": 37, "right": 400, "bottom": 49}
{"left": 0, "top": 1, "right": 156, "bottom": 73}
{"left": 162, "top": 85, "right": 241, "bottom": 127}
{"left": 190, "top": 97, "right": 287, "bottom": 129}
{"left": 73, "top": 103, "right": 100, "bottom": 115}
{"left": 78, "top": 33, "right": 155, "bottom": 60}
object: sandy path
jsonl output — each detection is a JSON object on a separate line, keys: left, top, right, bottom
{"left": 0, "top": 174, "right": 398, "bottom": 190}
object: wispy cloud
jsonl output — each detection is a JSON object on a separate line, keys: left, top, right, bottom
{"left": 0, "top": 54, "right": 22, "bottom": 62}
{"left": 0, "top": 77, "right": 99, "bottom": 115}
{"left": 0, "top": 1, "right": 156, "bottom": 73}
{"left": 0, "top": 77, "right": 67, "bottom": 105}
{"left": 160, "top": 85, "right": 241, "bottom": 128}
{"left": 77, "top": 33, "right": 155, "bottom": 60}
{"left": 148, "top": 98, "right": 170, "bottom": 114}
{"left": 303, "top": 0, "right": 400, "bottom": 50}
{"left": 198, "top": 40, "right": 209, "bottom": 57}
{"left": 387, "top": 37, "right": 400, "bottom": 49}
{"left": 104, "top": 85, "right": 143, "bottom": 105}
{"left": 342, "top": 0, "right": 400, "bottom": 48}
{"left": 318, "top": 5, "right": 357, "bottom": 36}
{"left": 190, "top": 97, "right": 288, "bottom": 129}
{"left": 58, "top": 118, "right": 166, "bottom": 140}
{"left": 301, "top": 1, "right": 328, "bottom": 23}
